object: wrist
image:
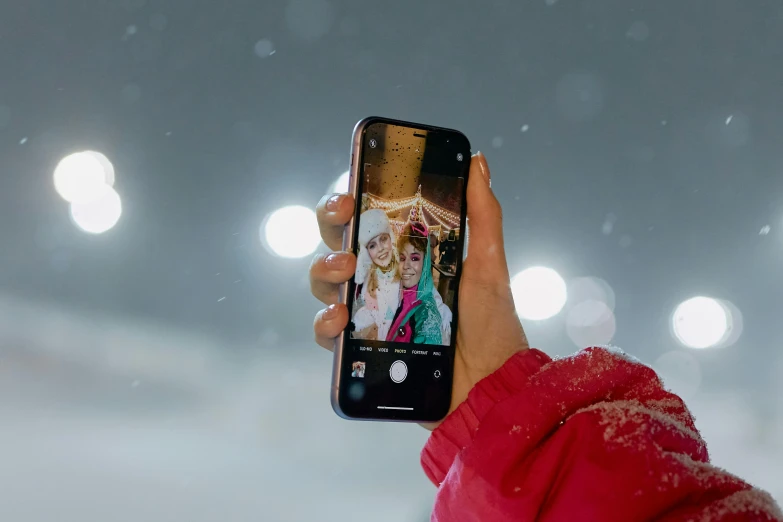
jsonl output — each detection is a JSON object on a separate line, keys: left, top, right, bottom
{"left": 420, "top": 348, "right": 551, "bottom": 485}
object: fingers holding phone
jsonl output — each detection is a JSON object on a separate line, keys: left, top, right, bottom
{"left": 309, "top": 251, "right": 356, "bottom": 304}
{"left": 314, "top": 304, "right": 349, "bottom": 351}
{"left": 311, "top": 195, "right": 356, "bottom": 350}
{"left": 316, "top": 193, "right": 355, "bottom": 250}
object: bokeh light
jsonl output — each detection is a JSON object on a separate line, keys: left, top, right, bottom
{"left": 54, "top": 151, "right": 115, "bottom": 204}
{"left": 568, "top": 276, "right": 615, "bottom": 312}
{"left": 69, "top": 186, "right": 123, "bottom": 234}
{"left": 510, "top": 266, "right": 567, "bottom": 321}
{"left": 566, "top": 300, "right": 616, "bottom": 348}
{"left": 652, "top": 350, "right": 702, "bottom": 401}
{"left": 565, "top": 276, "right": 617, "bottom": 348}
{"left": 262, "top": 205, "right": 321, "bottom": 258}
{"left": 717, "top": 299, "right": 744, "bottom": 348}
{"left": 672, "top": 296, "right": 728, "bottom": 349}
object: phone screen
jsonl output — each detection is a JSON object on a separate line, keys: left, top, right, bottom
{"left": 337, "top": 120, "right": 470, "bottom": 421}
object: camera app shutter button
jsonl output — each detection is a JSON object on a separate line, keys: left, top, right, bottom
{"left": 390, "top": 360, "right": 407, "bottom": 383}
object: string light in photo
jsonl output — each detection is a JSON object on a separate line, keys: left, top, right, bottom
{"left": 366, "top": 188, "right": 460, "bottom": 231}
{"left": 365, "top": 193, "right": 417, "bottom": 212}
{"left": 423, "top": 208, "right": 455, "bottom": 231}
{"left": 422, "top": 200, "right": 460, "bottom": 227}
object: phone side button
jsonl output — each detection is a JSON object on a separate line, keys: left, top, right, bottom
{"left": 350, "top": 153, "right": 354, "bottom": 166}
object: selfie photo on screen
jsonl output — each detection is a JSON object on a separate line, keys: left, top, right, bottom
{"left": 350, "top": 152, "right": 463, "bottom": 347}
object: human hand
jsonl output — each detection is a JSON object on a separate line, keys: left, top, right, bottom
{"left": 309, "top": 152, "right": 529, "bottom": 429}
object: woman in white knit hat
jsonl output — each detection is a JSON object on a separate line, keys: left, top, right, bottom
{"left": 351, "top": 208, "right": 401, "bottom": 340}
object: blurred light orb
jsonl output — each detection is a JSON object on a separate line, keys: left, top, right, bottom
{"left": 332, "top": 170, "right": 350, "bottom": 193}
{"left": 54, "top": 151, "right": 115, "bottom": 203}
{"left": 262, "top": 205, "right": 321, "bottom": 258}
{"left": 511, "top": 266, "right": 567, "bottom": 320}
{"left": 566, "top": 300, "right": 616, "bottom": 348}
{"left": 568, "top": 276, "right": 615, "bottom": 312}
{"left": 652, "top": 351, "right": 702, "bottom": 401}
{"left": 69, "top": 186, "right": 122, "bottom": 234}
{"left": 672, "top": 296, "right": 727, "bottom": 349}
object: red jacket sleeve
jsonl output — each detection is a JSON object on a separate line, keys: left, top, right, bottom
{"left": 422, "top": 347, "right": 783, "bottom": 522}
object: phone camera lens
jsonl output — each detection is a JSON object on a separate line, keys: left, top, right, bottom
{"left": 456, "top": 153, "right": 463, "bottom": 162}
{"left": 369, "top": 138, "right": 377, "bottom": 148}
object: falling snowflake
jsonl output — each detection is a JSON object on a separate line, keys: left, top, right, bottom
{"left": 19, "top": 137, "right": 27, "bottom": 145}
{"left": 122, "top": 25, "right": 138, "bottom": 40}
{"left": 520, "top": 124, "right": 530, "bottom": 132}
{"left": 254, "top": 39, "right": 275, "bottom": 58}
{"left": 602, "top": 213, "right": 616, "bottom": 235}
{"left": 759, "top": 225, "right": 771, "bottom": 236}
{"left": 725, "top": 114, "right": 734, "bottom": 125}
{"left": 626, "top": 21, "right": 650, "bottom": 42}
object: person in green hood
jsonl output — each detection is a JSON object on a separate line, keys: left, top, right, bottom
{"left": 386, "top": 220, "right": 445, "bottom": 345}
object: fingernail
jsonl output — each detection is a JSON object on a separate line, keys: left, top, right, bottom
{"left": 326, "top": 195, "right": 343, "bottom": 212}
{"left": 322, "top": 304, "right": 339, "bottom": 320}
{"left": 325, "top": 252, "right": 349, "bottom": 270}
{"left": 476, "top": 151, "right": 490, "bottom": 186}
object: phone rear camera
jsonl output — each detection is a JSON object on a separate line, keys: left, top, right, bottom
{"left": 456, "top": 153, "right": 464, "bottom": 162}
{"left": 369, "top": 138, "right": 377, "bottom": 148}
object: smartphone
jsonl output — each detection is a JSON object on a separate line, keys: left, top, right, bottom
{"left": 331, "top": 117, "right": 470, "bottom": 422}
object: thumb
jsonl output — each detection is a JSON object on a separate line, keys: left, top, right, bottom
{"left": 464, "top": 152, "right": 510, "bottom": 284}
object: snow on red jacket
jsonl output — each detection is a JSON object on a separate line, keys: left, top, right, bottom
{"left": 422, "top": 347, "right": 782, "bottom": 522}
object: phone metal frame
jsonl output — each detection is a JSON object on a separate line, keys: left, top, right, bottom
{"left": 330, "top": 116, "right": 471, "bottom": 422}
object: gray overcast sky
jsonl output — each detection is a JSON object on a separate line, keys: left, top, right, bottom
{"left": 0, "top": 0, "right": 781, "bottom": 517}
